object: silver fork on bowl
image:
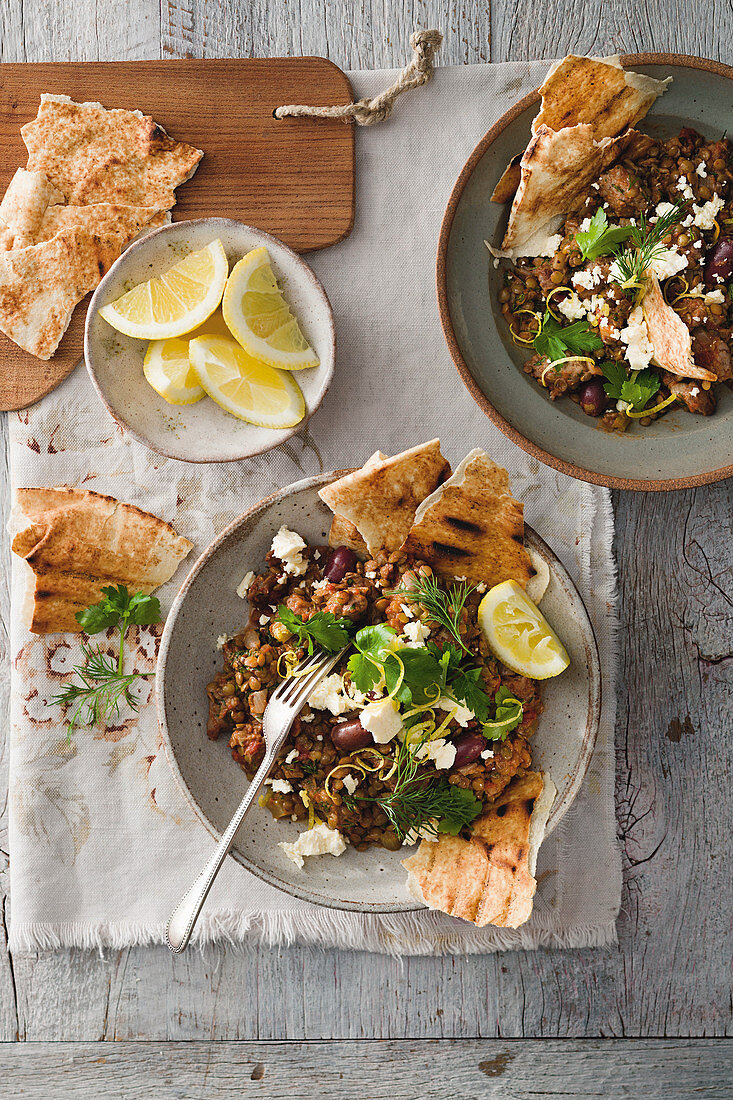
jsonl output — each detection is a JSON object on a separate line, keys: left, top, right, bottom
{"left": 165, "top": 645, "right": 349, "bottom": 953}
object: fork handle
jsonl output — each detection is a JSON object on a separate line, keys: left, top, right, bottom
{"left": 165, "top": 749, "right": 276, "bottom": 953}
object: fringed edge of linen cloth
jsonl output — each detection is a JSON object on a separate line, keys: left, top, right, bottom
{"left": 8, "top": 911, "right": 618, "bottom": 956}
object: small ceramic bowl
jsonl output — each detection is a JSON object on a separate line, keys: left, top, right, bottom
{"left": 156, "top": 472, "right": 601, "bottom": 913}
{"left": 85, "top": 218, "right": 335, "bottom": 463}
{"left": 437, "top": 54, "right": 733, "bottom": 490}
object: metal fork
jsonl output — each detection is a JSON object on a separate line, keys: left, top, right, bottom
{"left": 165, "top": 645, "right": 349, "bottom": 953}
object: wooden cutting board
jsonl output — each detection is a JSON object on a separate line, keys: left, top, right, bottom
{"left": 0, "top": 58, "right": 355, "bottom": 411}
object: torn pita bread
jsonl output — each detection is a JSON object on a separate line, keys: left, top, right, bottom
{"left": 22, "top": 94, "right": 203, "bottom": 209}
{"left": 403, "top": 772, "right": 556, "bottom": 927}
{"left": 0, "top": 168, "right": 64, "bottom": 250}
{"left": 534, "top": 55, "right": 670, "bottom": 139}
{"left": 327, "top": 451, "right": 388, "bottom": 556}
{"left": 0, "top": 227, "right": 119, "bottom": 359}
{"left": 501, "top": 125, "right": 636, "bottom": 253}
{"left": 319, "top": 441, "right": 450, "bottom": 556}
{"left": 642, "top": 275, "right": 717, "bottom": 381}
{"left": 401, "top": 448, "right": 533, "bottom": 588}
{"left": 11, "top": 487, "right": 193, "bottom": 634}
{"left": 491, "top": 56, "right": 670, "bottom": 208}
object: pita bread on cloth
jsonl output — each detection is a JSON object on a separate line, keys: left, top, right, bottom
{"left": 319, "top": 440, "right": 450, "bottom": 555}
{"left": 402, "top": 772, "right": 555, "bottom": 928}
{"left": 11, "top": 487, "right": 193, "bottom": 633}
{"left": 22, "top": 94, "right": 203, "bottom": 208}
{"left": 401, "top": 448, "right": 533, "bottom": 587}
{"left": 642, "top": 275, "right": 717, "bottom": 381}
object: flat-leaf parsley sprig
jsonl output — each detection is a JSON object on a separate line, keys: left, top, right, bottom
{"left": 532, "top": 311, "right": 604, "bottom": 366}
{"left": 51, "top": 585, "right": 161, "bottom": 738}
{"left": 575, "top": 208, "right": 633, "bottom": 261}
{"left": 275, "top": 605, "right": 356, "bottom": 654}
{"left": 601, "top": 360, "right": 661, "bottom": 414}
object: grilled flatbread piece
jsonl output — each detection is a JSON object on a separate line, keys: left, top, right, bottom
{"left": 534, "top": 55, "right": 670, "bottom": 139}
{"left": 22, "top": 94, "right": 203, "bottom": 209}
{"left": 0, "top": 227, "right": 119, "bottom": 359}
{"left": 11, "top": 487, "right": 193, "bottom": 633}
{"left": 401, "top": 448, "right": 533, "bottom": 587}
{"left": 319, "top": 441, "right": 450, "bottom": 556}
{"left": 403, "top": 772, "right": 555, "bottom": 928}
{"left": 0, "top": 168, "right": 65, "bottom": 250}
{"left": 642, "top": 275, "right": 717, "bottom": 381}
{"left": 327, "top": 451, "right": 388, "bottom": 557}
{"left": 501, "top": 125, "right": 636, "bottom": 253}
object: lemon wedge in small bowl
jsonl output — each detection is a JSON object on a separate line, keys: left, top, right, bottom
{"left": 478, "top": 580, "right": 570, "bottom": 680}
{"left": 223, "top": 246, "right": 319, "bottom": 370}
{"left": 189, "top": 335, "right": 305, "bottom": 428}
{"left": 99, "top": 239, "right": 229, "bottom": 340}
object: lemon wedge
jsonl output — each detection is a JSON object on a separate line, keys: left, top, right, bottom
{"left": 143, "top": 338, "right": 205, "bottom": 405}
{"left": 222, "top": 246, "right": 319, "bottom": 370}
{"left": 189, "top": 335, "right": 305, "bottom": 428}
{"left": 99, "top": 239, "right": 229, "bottom": 340}
{"left": 478, "top": 580, "right": 570, "bottom": 680}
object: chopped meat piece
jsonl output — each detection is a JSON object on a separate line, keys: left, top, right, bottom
{"left": 692, "top": 328, "right": 732, "bottom": 381}
{"left": 597, "top": 165, "right": 647, "bottom": 216}
{"left": 661, "top": 370, "right": 717, "bottom": 415}
{"left": 524, "top": 354, "right": 602, "bottom": 400}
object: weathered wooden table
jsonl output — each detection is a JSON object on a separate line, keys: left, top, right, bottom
{"left": 0, "top": 2, "right": 731, "bottom": 1095}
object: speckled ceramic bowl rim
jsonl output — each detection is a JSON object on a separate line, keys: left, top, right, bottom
{"left": 85, "top": 218, "right": 336, "bottom": 463}
{"left": 156, "top": 471, "right": 601, "bottom": 913}
{"left": 437, "top": 53, "right": 733, "bottom": 492}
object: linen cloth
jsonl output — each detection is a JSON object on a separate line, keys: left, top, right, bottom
{"left": 7, "top": 60, "right": 621, "bottom": 954}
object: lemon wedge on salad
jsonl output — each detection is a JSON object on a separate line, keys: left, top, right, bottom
{"left": 99, "top": 239, "right": 229, "bottom": 340}
{"left": 189, "top": 335, "right": 305, "bottom": 428}
{"left": 222, "top": 246, "right": 319, "bottom": 370}
{"left": 478, "top": 580, "right": 569, "bottom": 680}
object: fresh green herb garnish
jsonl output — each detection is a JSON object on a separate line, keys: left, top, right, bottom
{"left": 482, "top": 686, "right": 523, "bottom": 740}
{"left": 275, "top": 605, "right": 355, "bottom": 654}
{"left": 446, "top": 665, "right": 492, "bottom": 723}
{"left": 346, "top": 733, "right": 482, "bottom": 841}
{"left": 610, "top": 201, "right": 685, "bottom": 289}
{"left": 601, "top": 360, "right": 661, "bottom": 413}
{"left": 575, "top": 208, "right": 633, "bottom": 260}
{"left": 348, "top": 623, "right": 399, "bottom": 692}
{"left": 387, "top": 574, "right": 475, "bottom": 653}
{"left": 533, "top": 311, "right": 604, "bottom": 364}
{"left": 51, "top": 585, "right": 161, "bottom": 738}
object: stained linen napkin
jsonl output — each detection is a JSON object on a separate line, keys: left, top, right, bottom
{"left": 7, "top": 59, "right": 621, "bottom": 954}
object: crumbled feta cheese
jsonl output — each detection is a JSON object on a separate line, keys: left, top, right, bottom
{"left": 401, "top": 603, "right": 414, "bottom": 619}
{"left": 402, "top": 820, "right": 440, "bottom": 846}
{"left": 676, "top": 175, "right": 694, "bottom": 200}
{"left": 609, "top": 259, "right": 625, "bottom": 284}
{"left": 311, "top": 577, "right": 329, "bottom": 591}
{"left": 688, "top": 287, "right": 725, "bottom": 304}
{"left": 300, "top": 712, "right": 315, "bottom": 722}
{"left": 279, "top": 822, "right": 347, "bottom": 869}
{"left": 236, "top": 570, "right": 255, "bottom": 598}
{"left": 557, "top": 293, "right": 586, "bottom": 321}
{"left": 271, "top": 525, "right": 308, "bottom": 576}
{"left": 313, "top": 550, "right": 321, "bottom": 560}
{"left": 572, "top": 269, "right": 596, "bottom": 291}
{"left": 269, "top": 778, "right": 293, "bottom": 794}
{"left": 648, "top": 247, "right": 687, "bottom": 280}
{"left": 654, "top": 201, "right": 676, "bottom": 220}
{"left": 342, "top": 773, "right": 359, "bottom": 796}
{"left": 307, "top": 674, "right": 356, "bottom": 716}
{"left": 692, "top": 194, "right": 725, "bottom": 229}
{"left": 365, "top": 570, "right": 376, "bottom": 579}
{"left": 476, "top": 582, "right": 487, "bottom": 593}
{"left": 437, "top": 697, "right": 475, "bottom": 728}
{"left": 591, "top": 181, "right": 600, "bottom": 190}
{"left": 216, "top": 633, "right": 231, "bottom": 650}
{"left": 620, "top": 306, "right": 655, "bottom": 372}
{"left": 360, "top": 697, "right": 402, "bottom": 744}
{"left": 402, "top": 620, "right": 431, "bottom": 647}
{"left": 689, "top": 386, "right": 700, "bottom": 397}
{"left": 423, "top": 738, "right": 457, "bottom": 770}
{"left": 578, "top": 217, "right": 592, "bottom": 233}
{"left": 284, "top": 749, "right": 299, "bottom": 765}
{"left": 695, "top": 162, "right": 708, "bottom": 178}
{"left": 481, "top": 748, "right": 494, "bottom": 760}
{"left": 259, "top": 614, "right": 270, "bottom": 626}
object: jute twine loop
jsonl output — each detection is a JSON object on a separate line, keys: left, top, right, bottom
{"left": 274, "top": 29, "right": 444, "bottom": 126}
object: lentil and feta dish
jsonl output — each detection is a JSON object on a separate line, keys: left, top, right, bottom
{"left": 496, "top": 127, "right": 733, "bottom": 430}
{"left": 206, "top": 528, "right": 543, "bottom": 857}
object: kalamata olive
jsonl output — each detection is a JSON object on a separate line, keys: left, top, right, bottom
{"left": 452, "top": 732, "right": 487, "bottom": 769}
{"left": 704, "top": 238, "right": 733, "bottom": 287}
{"left": 330, "top": 717, "right": 372, "bottom": 752}
{"left": 324, "top": 545, "right": 357, "bottom": 583}
{"left": 577, "top": 377, "right": 609, "bottom": 417}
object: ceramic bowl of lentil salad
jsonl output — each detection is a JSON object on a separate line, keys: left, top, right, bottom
{"left": 156, "top": 472, "right": 600, "bottom": 913}
{"left": 438, "top": 54, "right": 733, "bottom": 489}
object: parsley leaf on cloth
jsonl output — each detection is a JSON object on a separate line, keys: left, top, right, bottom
{"left": 575, "top": 208, "right": 632, "bottom": 261}
{"left": 275, "top": 605, "right": 355, "bottom": 654}
{"left": 602, "top": 360, "right": 661, "bottom": 413}
{"left": 533, "top": 311, "right": 604, "bottom": 364}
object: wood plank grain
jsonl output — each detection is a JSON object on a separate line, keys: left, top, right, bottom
{"left": 0, "top": 0, "right": 731, "bottom": 1046}
{"left": 0, "top": 1039, "right": 731, "bottom": 1098}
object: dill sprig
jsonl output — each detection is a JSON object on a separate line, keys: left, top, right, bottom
{"left": 387, "top": 573, "right": 475, "bottom": 653}
{"left": 345, "top": 733, "right": 482, "bottom": 841}
{"left": 610, "top": 201, "right": 685, "bottom": 289}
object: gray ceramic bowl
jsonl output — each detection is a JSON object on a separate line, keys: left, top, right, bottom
{"left": 438, "top": 54, "right": 733, "bottom": 490}
{"left": 85, "top": 218, "right": 335, "bottom": 463}
{"left": 156, "top": 472, "right": 601, "bottom": 913}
